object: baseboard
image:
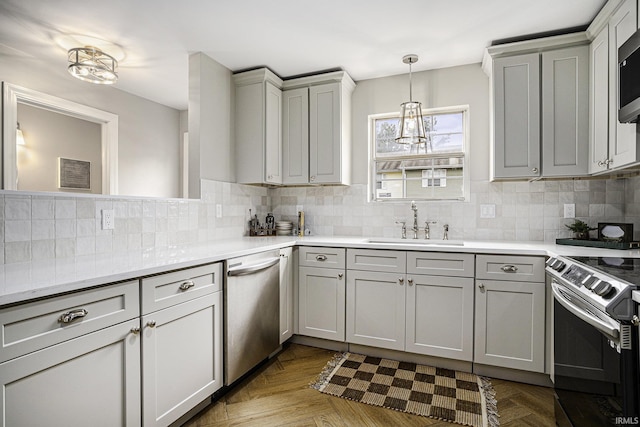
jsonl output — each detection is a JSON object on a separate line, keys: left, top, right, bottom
{"left": 473, "top": 363, "right": 553, "bottom": 387}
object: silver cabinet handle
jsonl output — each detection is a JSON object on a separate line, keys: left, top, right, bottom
{"left": 310, "top": 175, "right": 316, "bottom": 182}
{"left": 338, "top": 273, "right": 343, "bottom": 279}
{"left": 501, "top": 265, "right": 518, "bottom": 273}
{"left": 479, "top": 283, "right": 485, "bottom": 292}
{"left": 130, "top": 327, "right": 141, "bottom": 335}
{"left": 407, "top": 278, "right": 414, "bottom": 285}
{"left": 179, "top": 280, "right": 195, "bottom": 291}
{"left": 316, "top": 254, "right": 328, "bottom": 261}
{"left": 598, "top": 160, "right": 606, "bottom": 167}
{"left": 532, "top": 167, "right": 538, "bottom": 173}
{"left": 147, "top": 321, "right": 157, "bottom": 328}
{"left": 58, "top": 308, "right": 88, "bottom": 324}
{"left": 399, "top": 277, "right": 404, "bottom": 285}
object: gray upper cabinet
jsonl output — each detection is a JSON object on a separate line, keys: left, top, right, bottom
{"left": 492, "top": 53, "right": 541, "bottom": 179}
{"left": 282, "top": 72, "right": 355, "bottom": 185}
{"left": 282, "top": 87, "right": 310, "bottom": 184}
{"left": 234, "top": 69, "right": 283, "bottom": 185}
{"left": 487, "top": 33, "right": 590, "bottom": 180}
{"left": 541, "top": 46, "right": 589, "bottom": 177}
{"left": 589, "top": 26, "right": 610, "bottom": 174}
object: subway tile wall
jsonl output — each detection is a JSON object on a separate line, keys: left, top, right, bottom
{"left": 270, "top": 178, "right": 632, "bottom": 242}
{"left": 1, "top": 176, "right": 638, "bottom": 264}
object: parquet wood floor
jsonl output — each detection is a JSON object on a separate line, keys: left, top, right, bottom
{"left": 183, "top": 343, "right": 555, "bottom": 427}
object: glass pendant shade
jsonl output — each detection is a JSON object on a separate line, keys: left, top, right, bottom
{"left": 395, "top": 54, "right": 426, "bottom": 145}
{"left": 68, "top": 46, "right": 118, "bottom": 85}
{"left": 396, "top": 101, "right": 427, "bottom": 144}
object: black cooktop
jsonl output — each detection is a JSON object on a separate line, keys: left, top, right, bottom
{"left": 569, "top": 256, "right": 640, "bottom": 286}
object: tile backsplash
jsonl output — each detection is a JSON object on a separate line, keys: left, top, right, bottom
{"left": 1, "top": 176, "right": 639, "bottom": 264}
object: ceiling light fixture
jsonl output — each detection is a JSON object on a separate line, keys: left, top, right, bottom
{"left": 68, "top": 46, "right": 118, "bottom": 85}
{"left": 395, "top": 54, "right": 426, "bottom": 144}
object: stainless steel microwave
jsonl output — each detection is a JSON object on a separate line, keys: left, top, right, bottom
{"left": 619, "top": 29, "right": 640, "bottom": 123}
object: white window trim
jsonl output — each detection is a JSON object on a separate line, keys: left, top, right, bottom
{"left": 367, "top": 105, "right": 470, "bottom": 202}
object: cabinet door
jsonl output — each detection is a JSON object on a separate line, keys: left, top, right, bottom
{"left": 346, "top": 271, "right": 405, "bottom": 351}
{"left": 589, "top": 27, "right": 611, "bottom": 174}
{"left": 279, "top": 247, "right": 293, "bottom": 343}
{"left": 0, "top": 320, "right": 141, "bottom": 427}
{"left": 265, "top": 81, "right": 282, "bottom": 184}
{"left": 309, "top": 82, "right": 342, "bottom": 184}
{"left": 406, "top": 274, "right": 474, "bottom": 361}
{"left": 298, "top": 266, "right": 345, "bottom": 341}
{"left": 608, "top": 0, "right": 638, "bottom": 169}
{"left": 142, "top": 293, "right": 223, "bottom": 427}
{"left": 492, "top": 53, "right": 541, "bottom": 179}
{"left": 282, "top": 88, "right": 309, "bottom": 184}
{"left": 541, "top": 46, "right": 589, "bottom": 177}
{"left": 474, "top": 280, "right": 545, "bottom": 373}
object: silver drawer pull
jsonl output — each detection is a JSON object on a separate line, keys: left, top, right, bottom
{"left": 179, "top": 280, "right": 195, "bottom": 291}
{"left": 147, "top": 321, "right": 157, "bottom": 328}
{"left": 338, "top": 273, "right": 343, "bottom": 279}
{"left": 479, "top": 283, "right": 485, "bottom": 292}
{"left": 316, "top": 255, "right": 328, "bottom": 261}
{"left": 58, "top": 308, "right": 88, "bottom": 324}
{"left": 130, "top": 327, "right": 141, "bottom": 335}
{"left": 407, "top": 278, "right": 414, "bottom": 285}
{"left": 501, "top": 265, "right": 518, "bottom": 273}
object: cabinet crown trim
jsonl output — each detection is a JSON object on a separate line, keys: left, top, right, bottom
{"left": 233, "top": 68, "right": 283, "bottom": 87}
{"left": 282, "top": 71, "right": 355, "bottom": 91}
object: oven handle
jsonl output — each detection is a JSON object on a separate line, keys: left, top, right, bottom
{"left": 551, "top": 281, "right": 620, "bottom": 341}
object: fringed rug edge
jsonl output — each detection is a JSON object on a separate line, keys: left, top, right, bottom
{"left": 478, "top": 376, "right": 500, "bottom": 427}
{"left": 310, "top": 352, "right": 348, "bottom": 392}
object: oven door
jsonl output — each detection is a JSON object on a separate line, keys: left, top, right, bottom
{"left": 551, "top": 277, "right": 638, "bottom": 426}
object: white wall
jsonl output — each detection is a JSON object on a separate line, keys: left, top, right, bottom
{"left": 17, "top": 103, "right": 102, "bottom": 194}
{"left": 188, "top": 52, "right": 235, "bottom": 200}
{"left": 0, "top": 56, "right": 182, "bottom": 198}
{"left": 351, "top": 63, "right": 490, "bottom": 184}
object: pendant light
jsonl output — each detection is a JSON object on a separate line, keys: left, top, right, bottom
{"left": 395, "top": 54, "right": 427, "bottom": 144}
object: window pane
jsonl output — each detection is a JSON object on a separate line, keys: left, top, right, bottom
{"left": 431, "top": 113, "right": 463, "bottom": 134}
{"left": 374, "top": 118, "right": 411, "bottom": 156}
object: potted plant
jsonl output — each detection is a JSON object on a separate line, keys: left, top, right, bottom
{"left": 565, "top": 219, "right": 596, "bottom": 240}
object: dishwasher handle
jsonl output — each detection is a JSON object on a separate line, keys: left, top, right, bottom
{"left": 227, "top": 257, "right": 280, "bottom": 276}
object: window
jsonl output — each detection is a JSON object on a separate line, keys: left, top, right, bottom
{"left": 369, "top": 105, "right": 469, "bottom": 201}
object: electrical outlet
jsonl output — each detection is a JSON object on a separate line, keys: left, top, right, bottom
{"left": 101, "top": 209, "right": 115, "bottom": 230}
{"left": 564, "top": 204, "right": 576, "bottom": 219}
{"left": 216, "top": 204, "right": 222, "bottom": 218}
{"left": 480, "top": 204, "right": 496, "bottom": 219}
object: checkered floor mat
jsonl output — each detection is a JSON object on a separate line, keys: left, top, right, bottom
{"left": 311, "top": 353, "right": 498, "bottom": 427}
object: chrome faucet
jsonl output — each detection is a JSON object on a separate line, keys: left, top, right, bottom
{"left": 443, "top": 224, "right": 449, "bottom": 240}
{"left": 424, "top": 221, "right": 437, "bottom": 239}
{"left": 410, "top": 201, "right": 418, "bottom": 239}
{"left": 396, "top": 221, "right": 407, "bottom": 239}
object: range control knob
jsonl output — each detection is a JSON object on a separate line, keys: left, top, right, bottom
{"left": 552, "top": 260, "right": 566, "bottom": 272}
{"left": 582, "top": 276, "right": 599, "bottom": 289}
{"left": 593, "top": 281, "right": 613, "bottom": 296}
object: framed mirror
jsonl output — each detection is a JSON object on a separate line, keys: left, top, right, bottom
{"left": 3, "top": 82, "right": 118, "bottom": 194}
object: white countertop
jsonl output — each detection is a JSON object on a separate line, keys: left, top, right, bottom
{"left": 2, "top": 236, "right": 639, "bottom": 306}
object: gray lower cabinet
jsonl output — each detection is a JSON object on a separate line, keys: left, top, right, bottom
{"left": 279, "top": 247, "right": 294, "bottom": 343}
{"left": 474, "top": 279, "right": 545, "bottom": 373}
{"left": 346, "top": 270, "right": 406, "bottom": 350}
{"left": 405, "top": 274, "right": 474, "bottom": 361}
{"left": 0, "top": 282, "right": 141, "bottom": 426}
{"left": 298, "top": 266, "right": 345, "bottom": 341}
{"left": 141, "top": 263, "right": 223, "bottom": 427}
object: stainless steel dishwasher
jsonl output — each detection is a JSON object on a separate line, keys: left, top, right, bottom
{"left": 225, "top": 249, "right": 280, "bottom": 385}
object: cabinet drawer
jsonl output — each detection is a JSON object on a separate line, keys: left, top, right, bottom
{"left": 475, "top": 255, "right": 545, "bottom": 282}
{"left": 0, "top": 281, "right": 139, "bottom": 363}
{"left": 298, "top": 247, "right": 345, "bottom": 269}
{"left": 347, "top": 249, "right": 406, "bottom": 273}
{"left": 407, "top": 252, "right": 474, "bottom": 277}
{"left": 141, "top": 262, "right": 222, "bottom": 314}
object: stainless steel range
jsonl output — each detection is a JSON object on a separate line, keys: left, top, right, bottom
{"left": 546, "top": 256, "right": 640, "bottom": 426}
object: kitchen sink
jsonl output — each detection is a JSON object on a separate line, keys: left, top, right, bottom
{"left": 366, "top": 238, "right": 465, "bottom": 246}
